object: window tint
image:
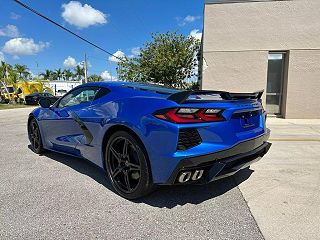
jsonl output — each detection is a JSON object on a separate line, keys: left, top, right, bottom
{"left": 58, "top": 86, "right": 100, "bottom": 108}
{"left": 94, "top": 87, "right": 110, "bottom": 100}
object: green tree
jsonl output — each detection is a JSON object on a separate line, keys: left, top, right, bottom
{"left": 87, "top": 74, "right": 102, "bottom": 82}
{"left": 14, "top": 64, "right": 28, "bottom": 80}
{"left": 40, "top": 69, "right": 53, "bottom": 80}
{"left": 75, "top": 65, "right": 84, "bottom": 81}
{"left": 117, "top": 32, "right": 201, "bottom": 88}
{"left": 0, "top": 61, "right": 14, "bottom": 102}
{"left": 0, "top": 61, "right": 10, "bottom": 80}
{"left": 8, "top": 70, "right": 19, "bottom": 84}
{"left": 55, "top": 68, "right": 63, "bottom": 80}
{"left": 63, "top": 69, "right": 74, "bottom": 81}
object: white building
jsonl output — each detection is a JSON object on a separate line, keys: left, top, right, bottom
{"left": 48, "top": 80, "right": 82, "bottom": 96}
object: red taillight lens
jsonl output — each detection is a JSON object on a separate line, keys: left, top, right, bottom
{"left": 154, "top": 108, "right": 225, "bottom": 123}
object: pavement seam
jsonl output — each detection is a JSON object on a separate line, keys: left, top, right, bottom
{"left": 233, "top": 177, "right": 266, "bottom": 240}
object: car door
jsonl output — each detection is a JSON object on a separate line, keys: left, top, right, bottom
{"left": 39, "top": 86, "right": 100, "bottom": 156}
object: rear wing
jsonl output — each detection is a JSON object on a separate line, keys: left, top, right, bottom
{"left": 167, "top": 90, "right": 264, "bottom": 104}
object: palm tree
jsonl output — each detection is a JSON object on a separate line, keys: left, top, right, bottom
{"left": 88, "top": 74, "right": 102, "bottom": 82}
{"left": 75, "top": 65, "right": 84, "bottom": 81}
{"left": 1, "top": 61, "right": 12, "bottom": 80}
{"left": 55, "top": 68, "right": 62, "bottom": 80}
{"left": 8, "top": 70, "right": 19, "bottom": 84}
{"left": 14, "top": 64, "right": 28, "bottom": 80}
{"left": 0, "top": 61, "right": 13, "bottom": 102}
{"left": 63, "top": 69, "right": 74, "bottom": 81}
{"left": 40, "top": 69, "right": 53, "bottom": 80}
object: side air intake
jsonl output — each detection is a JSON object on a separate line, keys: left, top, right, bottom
{"left": 177, "top": 128, "right": 202, "bottom": 151}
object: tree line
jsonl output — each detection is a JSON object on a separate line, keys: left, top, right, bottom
{"left": 1, "top": 32, "right": 201, "bottom": 89}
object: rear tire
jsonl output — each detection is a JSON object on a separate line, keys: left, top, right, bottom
{"left": 28, "top": 118, "right": 44, "bottom": 154}
{"left": 105, "top": 131, "right": 154, "bottom": 199}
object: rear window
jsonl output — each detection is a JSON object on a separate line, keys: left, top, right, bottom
{"left": 187, "top": 93, "right": 223, "bottom": 101}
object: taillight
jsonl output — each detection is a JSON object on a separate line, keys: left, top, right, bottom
{"left": 153, "top": 108, "right": 225, "bottom": 123}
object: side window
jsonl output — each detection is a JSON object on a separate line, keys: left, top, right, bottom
{"left": 58, "top": 87, "right": 100, "bottom": 108}
{"left": 94, "top": 87, "right": 110, "bottom": 101}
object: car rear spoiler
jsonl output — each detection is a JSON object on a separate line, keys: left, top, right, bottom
{"left": 167, "top": 90, "right": 264, "bottom": 104}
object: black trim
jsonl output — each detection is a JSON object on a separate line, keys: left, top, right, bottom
{"left": 167, "top": 90, "right": 264, "bottom": 104}
{"left": 177, "top": 128, "right": 202, "bottom": 151}
{"left": 165, "top": 129, "right": 270, "bottom": 184}
{"left": 70, "top": 111, "right": 93, "bottom": 144}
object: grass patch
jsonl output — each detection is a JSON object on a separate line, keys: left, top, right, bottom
{"left": 0, "top": 104, "right": 34, "bottom": 110}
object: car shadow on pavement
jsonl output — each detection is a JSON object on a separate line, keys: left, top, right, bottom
{"left": 138, "top": 169, "right": 253, "bottom": 208}
{"left": 31, "top": 146, "right": 253, "bottom": 208}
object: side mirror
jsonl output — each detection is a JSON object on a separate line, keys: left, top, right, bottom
{"left": 39, "top": 98, "right": 51, "bottom": 108}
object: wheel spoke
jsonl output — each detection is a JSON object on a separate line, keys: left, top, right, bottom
{"left": 122, "top": 138, "right": 129, "bottom": 156}
{"left": 127, "top": 163, "right": 140, "bottom": 171}
{"left": 110, "top": 146, "right": 121, "bottom": 163}
{"left": 112, "top": 167, "right": 122, "bottom": 178}
{"left": 33, "top": 138, "right": 38, "bottom": 148}
{"left": 123, "top": 171, "right": 131, "bottom": 191}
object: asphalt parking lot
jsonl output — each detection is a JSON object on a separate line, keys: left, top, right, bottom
{"left": 0, "top": 108, "right": 319, "bottom": 240}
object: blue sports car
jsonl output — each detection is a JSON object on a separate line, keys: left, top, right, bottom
{"left": 28, "top": 82, "right": 271, "bottom": 199}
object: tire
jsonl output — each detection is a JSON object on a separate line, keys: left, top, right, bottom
{"left": 28, "top": 118, "right": 44, "bottom": 154}
{"left": 105, "top": 131, "right": 154, "bottom": 199}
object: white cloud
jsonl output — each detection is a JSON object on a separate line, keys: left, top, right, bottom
{"left": 131, "top": 47, "right": 141, "bottom": 56}
{"left": 10, "top": 12, "right": 21, "bottom": 20}
{"left": 62, "top": 1, "right": 108, "bottom": 28}
{"left": 63, "top": 56, "right": 77, "bottom": 68}
{"left": 0, "top": 52, "right": 5, "bottom": 62}
{"left": 2, "top": 38, "right": 49, "bottom": 57}
{"left": 108, "top": 50, "right": 125, "bottom": 63}
{"left": 78, "top": 60, "right": 92, "bottom": 68}
{"left": 100, "top": 70, "right": 112, "bottom": 80}
{"left": 0, "top": 25, "right": 20, "bottom": 38}
{"left": 190, "top": 29, "right": 202, "bottom": 40}
{"left": 177, "top": 15, "right": 201, "bottom": 26}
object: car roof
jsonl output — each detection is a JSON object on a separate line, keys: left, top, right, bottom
{"left": 83, "top": 81, "right": 181, "bottom": 96}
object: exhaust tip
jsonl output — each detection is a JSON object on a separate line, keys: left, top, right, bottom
{"left": 178, "top": 172, "right": 192, "bottom": 183}
{"left": 178, "top": 170, "right": 204, "bottom": 183}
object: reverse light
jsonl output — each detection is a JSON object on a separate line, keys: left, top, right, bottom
{"left": 153, "top": 108, "right": 225, "bottom": 123}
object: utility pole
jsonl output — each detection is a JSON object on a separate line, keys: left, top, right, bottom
{"left": 84, "top": 54, "right": 88, "bottom": 84}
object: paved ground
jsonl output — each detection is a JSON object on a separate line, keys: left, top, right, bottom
{"left": 0, "top": 108, "right": 263, "bottom": 240}
{"left": 236, "top": 118, "right": 320, "bottom": 240}
{"left": 0, "top": 108, "right": 319, "bottom": 240}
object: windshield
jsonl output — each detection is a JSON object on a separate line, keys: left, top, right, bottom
{"left": 2, "top": 87, "right": 14, "bottom": 93}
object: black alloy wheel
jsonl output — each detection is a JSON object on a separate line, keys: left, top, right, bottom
{"left": 28, "top": 118, "right": 44, "bottom": 154}
{"left": 105, "top": 131, "right": 153, "bottom": 199}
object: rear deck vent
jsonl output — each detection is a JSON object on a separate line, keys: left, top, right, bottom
{"left": 177, "top": 128, "right": 202, "bottom": 151}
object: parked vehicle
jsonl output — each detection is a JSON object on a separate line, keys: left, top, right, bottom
{"left": 0, "top": 81, "right": 54, "bottom": 104}
{"left": 15, "top": 81, "right": 54, "bottom": 104}
{"left": 1, "top": 85, "right": 15, "bottom": 103}
{"left": 25, "top": 92, "right": 59, "bottom": 105}
{"left": 27, "top": 82, "right": 271, "bottom": 199}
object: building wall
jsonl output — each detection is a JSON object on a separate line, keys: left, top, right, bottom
{"left": 202, "top": 0, "right": 320, "bottom": 118}
{"left": 285, "top": 50, "right": 320, "bottom": 118}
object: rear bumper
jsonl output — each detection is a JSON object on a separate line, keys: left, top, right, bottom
{"left": 165, "top": 129, "right": 271, "bottom": 185}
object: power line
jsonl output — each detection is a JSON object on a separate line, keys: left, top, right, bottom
{"left": 13, "top": 0, "right": 123, "bottom": 62}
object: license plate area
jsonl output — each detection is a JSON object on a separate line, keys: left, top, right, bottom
{"left": 232, "top": 110, "right": 262, "bottom": 129}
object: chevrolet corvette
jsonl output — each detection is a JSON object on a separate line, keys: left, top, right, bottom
{"left": 28, "top": 82, "right": 271, "bottom": 199}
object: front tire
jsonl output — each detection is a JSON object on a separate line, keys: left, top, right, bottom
{"left": 28, "top": 118, "right": 44, "bottom": 154}
{"left": 105, "top": 131, "right": 154, "bottom": 199}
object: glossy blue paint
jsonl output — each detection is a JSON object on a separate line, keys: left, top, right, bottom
{"left": 30, "top": 82, "right": 268, "bottom": 184}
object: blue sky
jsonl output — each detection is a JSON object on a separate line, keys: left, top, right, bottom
{"left": 0, "top": 0, "right": 204, "bottom": 80}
